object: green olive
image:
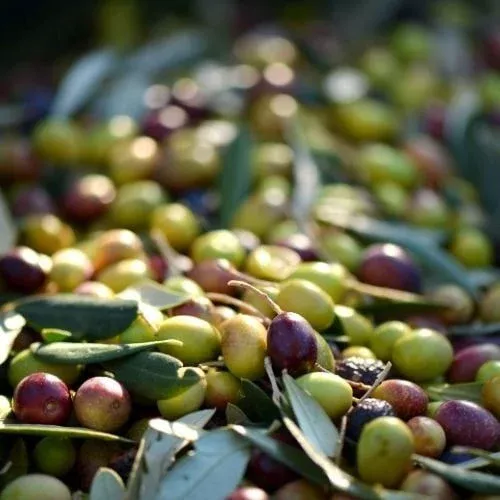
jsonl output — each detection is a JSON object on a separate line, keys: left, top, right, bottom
{"left": 276, "top": 279, "right": 335, "bottom": 331}
{"left": 191, "top": 230, "right": 245, "bottom": 268}
{"left": 245, "top": 245, "right": 300, "bottom": 281}
{"left": 97, "top": 258, "right": 152, "bottom": 293}
{"left": 334, "top": 305, "right": 374, "bottom": 346}
{"left": 33, "top": 119, "right": 83, "bottom": 165}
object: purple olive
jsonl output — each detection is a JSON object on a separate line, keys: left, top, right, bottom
{"left": 0, "top": 246, "right": 47, "bottom": 293}
{"left": 357, "top": 243, "right": 422, "bottom": 293}
{"left": 267, "top": 312, "right": 317, "bottom": 376}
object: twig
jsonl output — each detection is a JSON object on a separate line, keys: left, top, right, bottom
{"left": 206, "top": 292, "right": 271, "bottom": 325}
{"left": 336, "top": 416, "right": 348, "bottom": 465}
{"left": 355, "top": 361, "right": 392, "bottom": 406}
{"left": 265, "top": 357, "right": 283, "bottom": 407}
{"left": 228, "top": 280, "right": 282, "bottom": 316}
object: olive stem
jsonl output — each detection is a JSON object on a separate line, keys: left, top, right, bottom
{"left": 228, "top": 280, "right": 283, "bottom": 316}
{"left": 265, "top": 357, "right": 283, "bottom": 407}
{"left": 336, "top": 415, "right": 348, "bottom": 465}
{"left": 150, "top": 229, "right": 183, "bottom": 278}
{"left": 206, "top": 293, "right": 271, "bottom": 325}
{"left": 347, "top": 278, "right": 435, "bottom": 304}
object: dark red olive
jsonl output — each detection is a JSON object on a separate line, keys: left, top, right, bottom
{"left": 267, "top": 312, "right": 318, "bottom": 376}
{"left": 357, "top": 243, "right": 422, "bottom": 293}
{"left": 13, "top": 372, "right": 72, "bottom": 425}
{"left": 186, "top": 259, "right": 238, "bottom": 295}
{"left": 0, "top": 246, "right": 47, "bottom": 293}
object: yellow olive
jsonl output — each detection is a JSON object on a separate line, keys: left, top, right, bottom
{"left": 22, "top": 214, "right": 76, "bottom": 255}
{"left": 97, "top": 258, "right": 152, "bottom": 293}
{"left": 49, "top": 248, "right": 93, "bottom": 292}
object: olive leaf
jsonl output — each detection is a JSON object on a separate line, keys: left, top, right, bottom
{"left": 461, "top": 450, "right": 500, "bottom": 470}
{"left": 225, "top": 404, "right": 252, "bottom": 426}
{"left": 31, "top": 339, "right": 182, "bottom": 365}
{"left": 156, "top": 428, "right": 251, "bottom": 500}
{"left": 0, "top": 189, "right": 16, "bottom": 256}
{"left": 104, "top": 351, "right": 199, "bottom": 401}
{"left": 414, "top": 454, "right": 500, "bottom": 494}
{"left": 118, "top": 280, "right": 190, "bottom": 310}
{"left": 288, "top": 113, "right": 321, "bottom": 234}
{"left": 217, "top": 123, "right": 253, "bottom": 228}
{"left": 0, "top": 423, "right": 134, "bottom": 444}
{"left": 282, "top": 416, "right": 384, "bottom": 499}
{"left": 231, "top": 425, "right": 328, "bottom": 487}
{"left": 282, "top": 372, "right": 339, "bottom": 458}
{"left": 0, "top": 396, "right": 11, "bottom": 420}
{"left": 316, "top": 211, "right": 478, "bottom": 298}
{"left": 0, "top": 439, "right": 28, "bottom": 489}
{"left": 425, "top": 382, "right": 483, "bottom": 404}
{"left": 237, "top": 380, "right": 281, "bottom": 423}
{"left": 449, "top": 323, "right": 500, "bottom": 337}
{"left": 50, "top": 49, "right": 118, "bottom": 118}
{"left": 40, "top": 328, "right": 73, "bottom": 344}
{"left": 127, "top": 410, "right": 215, "bottom": 500}
{"left": 357, "top": 297, "right": 445, "bottom": 319}
{"left": 16, "top": 295, "right": 138, "bottom": 341}
{"left": 0, "top": 311, "right": 26, "bottom": 365}
{"left": 89, "top": 468, "right": 125, "bottom": 500}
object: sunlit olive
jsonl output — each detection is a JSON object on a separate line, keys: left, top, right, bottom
{"left": 97, "top": 258, "right": 152, "bottom": 293}
{"left": 22, "top": 214, "right": 76, "bottom": 255}
{"left": 191, "top": 230, "right": 246, "bottom": 268}
{"left": 245, "top": 245, "right": 301, "bottom": 281}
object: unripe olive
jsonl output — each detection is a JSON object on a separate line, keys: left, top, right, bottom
{"left": 357, "top": 417, "right": 414, "bottom": 488}
{"left": 49, "top": 248, "right": 94, "bottom": 292}
{"left": 245, "top": 245, "right": 301, "bottom": 282}
{"left": 220, "top": 314, "right": 267, "bottom": 380}
{"left": 33, "top": 437, "right": 76, "bottom": 477}
{"left": 296, "top": 372, "right": 352, "bottom": 419}
{"left": 276, "top": 279, "right": 335, "bottom": 331}
{"left": 157, "top": 316, "right": 221, "bottom": 364}
{"left": 92, "top": 229, "right": 145, "bottom": 271}
{"left": 450, "top": 227, "right": 494, "bottom": 269}
{"left": 97, "top": 258, "right": 152, "bottom": 293}
{"left": 370, "top": 321, "right": 413, "bottom": 362}
{"left": 0, "top": 474, "right": 71, "bottom": 500}
{"left": 151, "top": 203, "right": 200, "bottom": 252}
{"left": 33, "top": 118, "right": 82, "bottom": 165}
{"left": 334, "top": 305, "right": 373, "bottom": 346}
{"left": 204, "top": 369, "right": 241, "bottom": 409}
{"left": 191, "top": 230, "right": 245, "bottom": 268}
{"left": 119, "top": 305, "right": 163, "bottom": 344}
{"left": 157, "top": 367, "right": 206, "bottom": 419}
{"left": 22, "top": 214, "right": 75, "bottom": 255}
{"left": 164, "top": 276, "right": 204, "bottom": 297}
{"left": 288, "top": 261, "right": 349, "bottom": 302}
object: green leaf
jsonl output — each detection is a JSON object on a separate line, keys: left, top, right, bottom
{"left": 89, "top": 468, "right": 125, "bottom": 500}
{"left": 425, "top": 382, "right": 483, "bottom": 404}
{"left": 451, "top": 447, "right": 500, "bottom": 468}
{"left": 157, "top": 428, "right": 251, "bottom": 500}
{"left": 237, "top": 380, "right": 281, "bottom": 424}
{"left": 31, "top": 339, "right": 182, "bottom": 365}
{"left": 218, "top": 124, "right": 253, "bottom": 228}
{"left": 288, "top": 114, "right": 321, "bottom": 233}
{"left": 16, "top": 295, "right": 138, "bottom": 341}
{"left": 231, "top": 425, "right": 328, "bottom": 487}
{"left": 129, "top": 410, "right": 215, "bottom": 500}
{"left": 225, "top": 404, "right": 252, "bottom": 426}
{"left": 51, "top": 49, "right": 118, "bottom": 118}
{"left": 0, "top": 396, "right": 11, "bottom": 420}
{"left": 40, "top": 328, "right": 73, "bottom": 344}
{"left": 461, "top": 450, "right": 500, "bottom": 470}
{"left": 449, "top": 323, "right": 500, "bottom": 337}
{"left": 0, "top": 439, "right": 28, "bottom": 489}
{"left": 414, "top": 454, "right": 500, "bottom": 494}
{"left": 0, "top": 311, "right": 25, "bottom": 365}
{"left": 0, "top": 423, "right": 134, "bottom": 444}
{"left": 316, "top": 211, "right": 478, "bottom": 298}
{"left": 282, "top": 372, "right": 339, "bottom": 458}
{"left": 0, "top": 189, "right": 16, "bottom": 255}
{"left": 357, "top": 298, "right": 446, "bottom": 319}
{"left": 104, "top": 351, "right": 198, "bottom": 401}
{"left": 118, "top": 280, "right": 190, "bottom": 310}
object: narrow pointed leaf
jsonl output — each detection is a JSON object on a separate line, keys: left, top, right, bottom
{"left": 288, "top": 115, "right": 321, "bottom": 234}
{"left": 0, "top": 312, "right": 25, "bottom": 365}
{"left": 425, "top": 382, "right": 483, "bottom": 404}
{"left": 218, "top": 124, "right": 253, "bottom": 227}
{"left": 226, "top": 404, "right": 252, "bottom": 425}
{"left": 451, "top": 447, "right": 500, "bottom": 468}
{"left": 0, "top": 423, "right": 134, "bottom": 443}
{"left": 0, "top": 189, "right": 15, "bottom": 255}
{"left": 104, "top": 351, "right": 199, "bottom": 400}
{"left": 40, "top": 328, "right": 72, "bottom": 344}
{"left": 461, "top": 451, "right": 500, "bottom": 470}
{"left": 414, "top": 454, "right": 500, "bottom": 494}
{"left": 16, "top": 295, "right": 138, "bottom": 341}
{"left": 237, "top": 380, "right": 281, "bottom": 423}
{"left": 118, "top": 281, "right": 190, "bottom": 310}
{"left": 231, "top": 425, "right": 328, "bottom": 487}
{"left": 157, "top": 429, "right": 251, "bottom": 500}
{"left": 89, "top": 468, "right": 125, "bottom": 500}
{"left": 51, "top": 49, "right": 118, "bottom": 118}
{"left": 449, "top": 323, "right": 500, "bottom": 337}
{"left": 282, "top": 373, "right": 339, "bottom": 458}
{"left": 31, "top": 339, "right": 182, "bottom": 365}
